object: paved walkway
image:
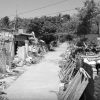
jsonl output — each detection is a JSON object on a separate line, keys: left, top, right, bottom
{"left": 5, "top": 42, "right": 68, "bottom": 100}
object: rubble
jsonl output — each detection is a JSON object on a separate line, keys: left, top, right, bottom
{"left": 0, "top": 30, "right": 50, "bottom": 99}
{"left": 58, "top": 41, "right": 100, "bottom": 100}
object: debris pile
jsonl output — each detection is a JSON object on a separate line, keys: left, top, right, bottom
{"left": 0, "top": 31, "right": 49, "bottom": 96}
{"left": 58, "top": 41, "right": 100, "bottom": 100}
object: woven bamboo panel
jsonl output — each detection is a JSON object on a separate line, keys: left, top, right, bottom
{"left": 0, "top": 50, "right": 6, "bottom": 74}
{"left": 0, "top": 41, "right": 11, "bottom": 74}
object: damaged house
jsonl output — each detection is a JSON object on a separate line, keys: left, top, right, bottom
{"left": 0, "top": 28, "right": 35, "bottom": 74}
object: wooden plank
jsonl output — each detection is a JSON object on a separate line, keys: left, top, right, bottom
{"left": 63, "top": 72, "right": 81, "bottom": 100}
{"left": 59, "top": 60, "right": 72, "bottom": 78}
{"left": 67, "top": 74, "right": 88, "bottom": 100}
{"left": 63, "top": 64, "right": 75, "bottom": 81}
{"left": 63, "top": 61, "right": 74, "bottom": 74}
{"left": 64, "top": 62, "right": 75, "bottom": 77}
{"left": 60, "top": 69, "right": 89, "bottom": 100}
{"left": 66, "top": 65, "right": 75, "bottom": 82}
{"left": 59, "top": 61, "right": 75, "bottom": 82}
{"left": 73, "top": 77, "right": 89, "bottom": 100}
{"left": 62, "top": 71, "right": 80, "bottom": 99}
{"left": 67, "top": 77, "right": 81, "bottom": 100}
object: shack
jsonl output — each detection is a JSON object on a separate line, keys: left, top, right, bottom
{"left": 0, "top": 28, "right": 34, "bottom": 73}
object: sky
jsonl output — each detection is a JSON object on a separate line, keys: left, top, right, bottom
{"left": 0, "top": 0, "right": 99, "bottom": 19}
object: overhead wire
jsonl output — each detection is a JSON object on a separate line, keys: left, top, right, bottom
{"left": 42, "top": 8, "right": 76, "bottom": 16}
{"left": 8, "top": 8, "right": 76, "bottom": 19}
{"left": 0, "top": 0, "right": 77, "bottom": 19}
{"left": 34, "top": 8, "right": 76, "bottom": 18}
{"left": 17, "top": 0, "right": 69, "bottom": 15}
{"left": 7, "top": 0, "right": 72, "bottom": 18}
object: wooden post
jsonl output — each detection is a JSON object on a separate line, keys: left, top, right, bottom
{"left": 57, "top": 35, "right": 60, "bottom": 45}
{"left": 97, "top": 20, "right": 100, "bottom": 36}
{"left": 97, "top": 37, "right": 100, "bottom": 47}
{"left": 24, "top": 46, "right": 26, "bottom": 62}
{"left": 25, "top": 40, "right": 29, "bottom": 58}
{"left": 96, "top": 15, "right": 100, "bottom": 47}
{"left": 10, "top": 40, "right": 15, "bottom": 61}
{"left": 96, "top": 14, "right": 100, "bottom": 35}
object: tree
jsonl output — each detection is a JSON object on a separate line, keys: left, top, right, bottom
{"left": 27, "top": 18, "right": 44, "bottom": 37}
{"left": 1, "top": 16, "right": 10, "bottom": 29}
{"left": 41, "top": 21, "right": 57, "bottom": 34}
{"left": 61, "top": 15, "right": 80, "bottom": 34}
{"left": 77, "top": 0, "right": 98, "bottom": 36}
{"left": 62, "top": 14, "right": 70, "bottom": 22}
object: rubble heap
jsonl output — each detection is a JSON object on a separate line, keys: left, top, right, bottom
{"left": 58, "top": 41, "right": 100, "bottom": 100}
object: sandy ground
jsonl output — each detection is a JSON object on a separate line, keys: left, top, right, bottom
{"left": 5, "top": 42, "right": 68, "bottom": 100}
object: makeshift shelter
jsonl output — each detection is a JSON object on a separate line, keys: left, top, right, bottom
{"left": 0, "top": 28, "right": 35, "bottom": 73}
{"left": 14, "top": 31, "right": 35, "bottom": 61}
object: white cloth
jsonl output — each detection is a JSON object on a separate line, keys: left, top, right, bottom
{"left": 84, "top": 58, "right": 96, "bottom": 65}
{"left": 97, "top": 60, "right": 100, "bottom": 63}
{"left": 29, "top": 45, "right": 37, "bottom": 52}
{"left": 26, "top": 57, "right": 32, "bottom": 62}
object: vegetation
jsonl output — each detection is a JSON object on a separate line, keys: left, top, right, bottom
{"left": 0, "top": 0, "right": 100, "bottom": 99}
{"left": 0, "top": 0, "right": 100, "bottom": 44}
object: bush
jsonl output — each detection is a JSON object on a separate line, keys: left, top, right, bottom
{"left": 65, "top": 34, "right": 73, "bottom": 41}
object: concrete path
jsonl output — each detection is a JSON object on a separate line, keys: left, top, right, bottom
{"left": 5, "top": 42, "right": 68, "bottom": 100}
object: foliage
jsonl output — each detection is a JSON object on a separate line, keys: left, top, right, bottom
{"left": 0, "top": 16, "right": 10, "bottom": 29}
{"left": 76, "top": 0, "right": 99, "bottom": 36}
{"left": 0, "top": 0, "right": 100, "bottom": 44}
{"left": 65, "top": 34, "right": 73, "bottom": 41}
{"left": 62, "top": 14, "right": 70, "bottom": 22}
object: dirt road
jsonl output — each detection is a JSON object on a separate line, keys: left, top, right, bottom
{"left": 5, "top": 42, "right": 68, "bottom": 100}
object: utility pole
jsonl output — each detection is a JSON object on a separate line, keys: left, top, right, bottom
{"left": 11, "top": 3, "right": 18, "bottom": 62}
{"left": 14, "top": 2, "right": 18, "bottom": 32}
{"left": 14, "top": 9, "right": 18, "bottom": 32}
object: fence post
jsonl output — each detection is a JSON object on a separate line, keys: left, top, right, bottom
{"left": 10, "top": 40, "right": 15, "bottom": 61}
{"left": 24, "top": 40, "right": 29, "bottom": 59}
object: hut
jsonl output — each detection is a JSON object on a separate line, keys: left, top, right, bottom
{"left": 14, "top": 30, "right": 34, "bottom": 61}
{"left": 0, "top": 28, "right": 34, "bottom": 73}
